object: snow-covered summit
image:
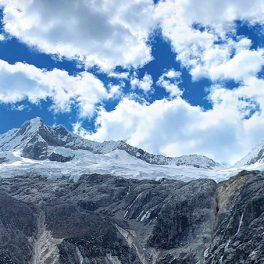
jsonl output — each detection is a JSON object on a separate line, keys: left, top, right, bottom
{"left": 0, "top": 117, "right": 47, "bottom": 153}
{"left": 0, "top": 117, "right": 220, "bottom": 169}
{"left": 235, "top": 141, "right": 264, "bottom": 167}
{"left": 171, "top": 154, "right": 218, "bottom": 169}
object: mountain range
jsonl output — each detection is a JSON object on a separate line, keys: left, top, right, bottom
{"left": 1, "top": 118, "right": 264, "bottom": 263}
{"left": 1, "top": 117, "right": 263, "bottom": 182}
{"left": 0, "top": 117, "right": 219, "bottom": 167}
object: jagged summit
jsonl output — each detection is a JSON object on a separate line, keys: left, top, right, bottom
{"left": 25, "top": 116, "right": 43, "bottom": 126}
{"left": 0, "top": 117, "right": 219, "bottom": 169}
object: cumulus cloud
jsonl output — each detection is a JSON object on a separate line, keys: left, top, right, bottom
{"left": 209, "top": 49, "right": 264, "bottom": 81}
{"left": 157, "top": 69, "right": 183, "bottom": 97}
{"left": 80, "top": 97, "right": 240, "bottom": 163}
{"left": 108, "top": 84, "right": 123, "bottom": 99}
{"left": 1, "top": 0, "right": 264, "bottom": 165}
{"left": 130, "top": 73, "right": 153, "bottom": 93}
{"left": 155, "top": 0, "right": 264, "bottom": 82}
{"left": 108, "top": 71, "right": 130, "bottom": 80}
{"left": 0, "top": 59, "right": 107, "bottom": 116}
{"left": 1, "top": 0, "right": 155, "bottom": 70}
{"left": 81, "top": 74, "right": 264, "bottom": 164}
{"left": 2, "top": 0, "right": 263, "bottom": 79}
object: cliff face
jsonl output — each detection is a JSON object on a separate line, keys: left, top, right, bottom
{"left": 0, "top": 170, "right": 263, "bottom": 263}
{"left": 206, "top": 170, "right": 264, "bottom": 263}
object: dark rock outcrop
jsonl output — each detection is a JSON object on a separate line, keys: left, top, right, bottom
{"left": 0, "top": 157, "right": 7, "bottom": 164}
{"left": 48, "top": 152, "right": 74, "bottom": 162}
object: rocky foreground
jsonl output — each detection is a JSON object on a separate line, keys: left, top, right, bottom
{"left": 0, "top": 170, "right": 263, "bottom": 264}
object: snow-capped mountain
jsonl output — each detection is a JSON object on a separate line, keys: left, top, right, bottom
{"left": 0, "top": 117, "right": 231, "bottom": 181}
{"left": 2, "top": 119, "right": 264, "bottom": 263}
{"left": 3, "top": 117, "right": 264, "bottom": 182}
{"left": 1, "top": 118, "right": 264, "bottom": 263}
{"left": 235, "top": 142, "right": 264, "bottom": 167}
{"left": 0, "top": 117, "right": 219, "bottom": 168}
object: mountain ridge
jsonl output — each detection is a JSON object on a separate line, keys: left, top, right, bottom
{"left": 0, "top": 117, "right": 219, "bottom": 169}
{"left": 2, "top": 117, "right": 264, "bottom": 182}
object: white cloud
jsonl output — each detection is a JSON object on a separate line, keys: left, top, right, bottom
{"left": 0, "top": 34, "right": 5, "bottom": 41}
{"left": 10, "top": 104, "right": 27, "bottom": 111}
{"left": 2, "top": 0, "right": 263, "bottom": 80}
{"left": 82, "top": 75, "right": 264, "bottom": 164}
{"left": 209, "top": 49, "right": 264, "bottom": 81}
{"left": 157, "top": 69, "right": 182, "bottom": 97}
{"left": 72, "top": 121, "right": 90, "bottom": 139}
{"left": 108, "top": 71, "right": 130, "bottom": 80}
{"left": 0, "top": 59, "right": 108, "bottom": 117}
{"left": 108, "top": 84, "right": 123, "bottom": 99}
{"left": 1, "top": 0, "right": 264, "bottom": 166}
{"left": 1, "top": 0, "right": 155, "bottom": 71}
{"left": 130, "top": 73, "right": 153, "bottom": 93}
{"left": 155, "top": 0, "right": 264, "bottom": 82}
{"left": 180, "top": 0, "right": 264, "bottom": 25}
{"left": 82, "top": 97, "right": 241, "bottom": 163}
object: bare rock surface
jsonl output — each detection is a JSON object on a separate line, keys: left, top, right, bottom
{"left": 0, "top": 170, "right": 263, "bottom": 263}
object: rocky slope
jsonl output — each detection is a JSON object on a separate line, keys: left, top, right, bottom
{"left": 0, "top": 170, "right": 263, "bottom": 263}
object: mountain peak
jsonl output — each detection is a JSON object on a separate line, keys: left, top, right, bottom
{"left": 0, "top": 117, "right": 50, "bottom": 159}
{"left": 28, "top": 116, "right": 43, "bottom": 125}
{"left": 19, "top": 117, "right": 45, "bottom": 133}
{"left": 235, "top": 141, "right": 264, "bottom": 167}
{"left": 0, "top": 118, "right": 219, "bottom": 168}
{"left": 23, "top": 116, "right": 43, "bottom": 127}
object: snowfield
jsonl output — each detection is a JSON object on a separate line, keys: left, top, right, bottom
{"left": 0, "top": 147, "right": 247, "bottom": 182}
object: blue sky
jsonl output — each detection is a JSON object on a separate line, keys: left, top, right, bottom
{"left": 0, "top": 0, "right": 264, "bottom": 163}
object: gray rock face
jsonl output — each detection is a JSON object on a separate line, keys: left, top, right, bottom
{"left": 0, "top": 173, "right": 217, "bottom": 264}
{"left": 205, "top": 170, "right": 264, "bottom": 264}
{"left": 48, "top": 152, "right": 74, "bottom": 162}
{"left": 1, "top": 170, "right": 264, "bottom": 263}
{"left": 0, "top": 157, "right": 7, "bottom": 164}
{"left": 0, "top": 191, "right": 37, "bottom": 264}
{"left": 22, "top": 137, "right": 48, "bottom": 160}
